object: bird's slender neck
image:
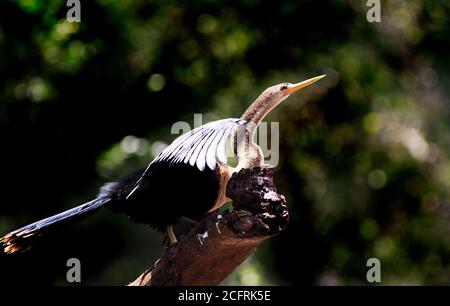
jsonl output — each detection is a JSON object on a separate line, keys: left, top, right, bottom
{"left": 241, "top": 92, "right": 281, "bottom": 136}
{"left": 234, "top": 92, "right": 285, "bottom": 171}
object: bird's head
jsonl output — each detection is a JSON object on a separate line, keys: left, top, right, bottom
{"left": 235, "top": 75, "right": 326, "bottom": 170}
{"left": 259, "top": 75, "right": 326, "bottom": 107}
{"left": 242, "top": 75, "right": 326, "bottom": 125}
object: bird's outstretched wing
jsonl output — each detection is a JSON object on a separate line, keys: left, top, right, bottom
{"left": 126, "top": 118, "right": 244, "bottom": 199}
{"left": 154, "top": 118, "right": 244, "bottom": 171}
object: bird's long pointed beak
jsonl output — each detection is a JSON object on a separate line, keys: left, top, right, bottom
{"left": 286, "top": 75, "right": 326, "bottom": 94}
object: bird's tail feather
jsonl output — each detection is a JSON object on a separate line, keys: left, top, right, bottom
{"left": 1, "top": 197, "right": 110, "bottom": 254}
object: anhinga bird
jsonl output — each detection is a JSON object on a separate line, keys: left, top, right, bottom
{"left": 1, "top": 75, "right": 325, "bottom": 254}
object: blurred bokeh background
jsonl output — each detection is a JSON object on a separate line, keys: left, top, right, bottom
{"left": 0, "top": 0, "right": 449, "bottom": 285}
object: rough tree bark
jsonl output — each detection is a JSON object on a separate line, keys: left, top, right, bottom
{"left": 128, "top": 166, "right": 289, "bottom": 286}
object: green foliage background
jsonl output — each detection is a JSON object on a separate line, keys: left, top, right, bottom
{"left": 0, "top": 0, "right": 449, "bottom": 285}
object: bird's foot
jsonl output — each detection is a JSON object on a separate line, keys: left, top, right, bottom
{"left": 166, "top": 225, "right": 178, "bottom": 245}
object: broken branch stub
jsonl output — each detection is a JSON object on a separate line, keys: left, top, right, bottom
{"left": 129, "top": 166, "right": 289, "bottom": 286}
{"left": 226, "top": 166, "right": 289, "bottom": 236}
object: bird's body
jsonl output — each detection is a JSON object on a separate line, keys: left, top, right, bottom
{"left": 1, "top": 75, "right": 325, "bottom": 254}
{"left": 110, "top": 162, "right": 221, "bottom": 227}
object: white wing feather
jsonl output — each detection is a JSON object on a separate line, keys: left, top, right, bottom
{"left": 153, "top": 118, "right": 243, "bottom": 171}
{"left": 196, "top": 127, "right": 223, "bottom": 171}
{"left": 206, "top": 127, "right": 226, "bottom": 170}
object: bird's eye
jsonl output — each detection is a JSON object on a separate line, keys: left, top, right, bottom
{"left": 280, "top": 84, "right": 288, "bottom": 91}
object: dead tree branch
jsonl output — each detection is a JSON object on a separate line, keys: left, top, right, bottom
{"left": 128, "top": 166, "right": 288, "bottom": 286}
